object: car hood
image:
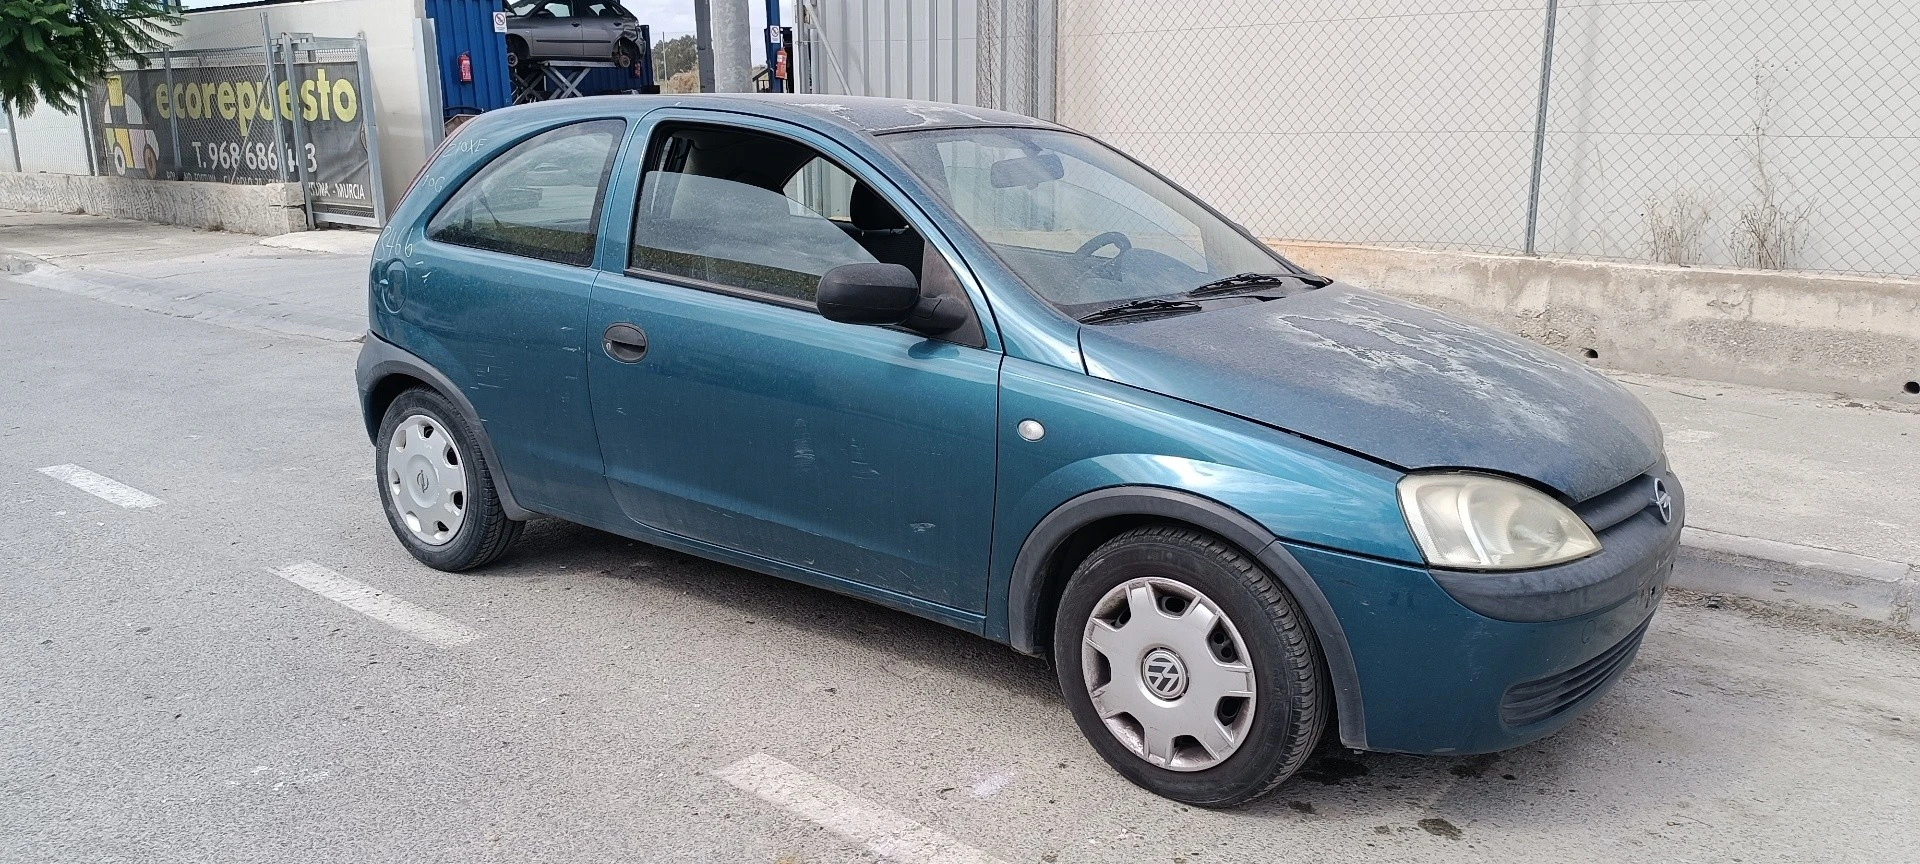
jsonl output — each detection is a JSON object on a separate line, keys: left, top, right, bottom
{"left": 1077, "top": 285, "right": 1661, "bottom": 502}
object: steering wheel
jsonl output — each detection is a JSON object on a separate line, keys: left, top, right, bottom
{"left": 1073, "top": 231, "right": 1133, "bottom": 280}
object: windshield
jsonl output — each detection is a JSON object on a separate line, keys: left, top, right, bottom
{"left": 881, "top": 127, "right": 1287, "bottom": 315}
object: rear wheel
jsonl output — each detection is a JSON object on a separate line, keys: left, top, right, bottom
{"left": 506, "top": 36, "right": 527, "bottom": 69}
{"left": 375, "top": 388, "right": 522, "bottom": 571}
{"left": 1053, "top": 525, "right": 1328, "bottom": 807}
{"left": 613, "top": 38, "right": 639, "bottom": 68}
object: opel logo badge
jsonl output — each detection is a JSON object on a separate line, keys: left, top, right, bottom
{"left": 1141, "top": 649, "right": 1188, "bottom": 700}
{"left": 416, "top": 470, "right": 430, "bottom": 494}
{"left": 1651, "top": 478, "right": 1673, "bottom": 525}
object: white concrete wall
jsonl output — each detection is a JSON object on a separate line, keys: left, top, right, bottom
{"left": 9, "top": 106, "right": 93, "bottom": 175}
{"left": 0, "top": 172, "right": 306, "bottom": 235}
{"left": 166, "top": 0, "right": 434, "bottom": 213}
{"left": 1055, "top": 0, "right": 1920, "bottom": 277}
{"left": 1278, "top": 240, "right": 1920, "bottom": 404}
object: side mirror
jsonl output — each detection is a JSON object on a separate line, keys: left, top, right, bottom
{"left": 816, "top": 263, "right": 920, "bottom": 326}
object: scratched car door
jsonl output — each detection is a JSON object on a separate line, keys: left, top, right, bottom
{"left": 587, "top": 117, "right": 1001, "bottom": 615}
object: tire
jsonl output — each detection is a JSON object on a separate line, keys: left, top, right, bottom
{"left": 374, "top": 388, "right": 522, "bottom": 571}
{"left": 1052, "top": 525, "right": 1328, "bottom": 807}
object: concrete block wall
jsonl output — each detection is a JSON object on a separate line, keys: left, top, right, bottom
{"left": 1278, "top": 240, "right": 1920, "bottom": 406}
{"left": 0, "top": 174, "right": 306, "bottom": 236}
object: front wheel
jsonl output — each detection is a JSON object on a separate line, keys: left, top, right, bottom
{"left": 1053, "top": 525, "right": 1328, "bottom": 807}
{"left": 375, "top": 388, "right": 522, "bottom": 571}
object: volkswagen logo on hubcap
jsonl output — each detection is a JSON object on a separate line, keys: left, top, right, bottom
{"left": 1652, "top": 477, "right": 1673, "bottom": 524}
{"left": 1141, "top": 648, "right": 1188, "bottom": 700}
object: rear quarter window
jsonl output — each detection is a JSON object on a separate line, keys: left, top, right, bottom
{"left": 427, "top": 119, "right": 626, "bottom": 267}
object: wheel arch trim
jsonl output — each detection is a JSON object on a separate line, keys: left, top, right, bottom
{"left": 1006, "top": 485, "right": 1369, "bottom": 749}
{"left": 355, "top": 333, "right": 534, "bottom": 520}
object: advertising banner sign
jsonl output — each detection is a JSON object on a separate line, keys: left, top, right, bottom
{"left": 93, "top": 42, "right": 380, "bottom": 225}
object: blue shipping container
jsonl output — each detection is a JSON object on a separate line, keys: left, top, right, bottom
{"left": 426, "top": 0, "right": 513, "bottom": 117}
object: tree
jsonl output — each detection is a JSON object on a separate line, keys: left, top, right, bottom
{"left": 0, "top": 0, "right": 177, "bottom": 117}
{"left": 653, "top": 34, "right": 696, "bottom": 80}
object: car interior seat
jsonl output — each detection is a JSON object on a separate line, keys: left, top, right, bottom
{"left": 848, "top": 182, "right": 925, "bottom": 277}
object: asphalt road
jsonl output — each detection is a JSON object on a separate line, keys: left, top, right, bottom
{"left": 4, "top": 267, "right": 1918, "bottom": 864}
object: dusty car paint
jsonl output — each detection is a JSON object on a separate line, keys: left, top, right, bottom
{"left": 1079, "top": 284, "right": 1663, "bottom": 501}
{"left": 358, "top": 94, "right": 1681, "bottom": 757}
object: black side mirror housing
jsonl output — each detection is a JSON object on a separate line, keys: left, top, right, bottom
{"left": 817, "top": 262, "right": 971, "bottom": 336}
{"left": 817, "top": 263, "right": 921, "bottom": 326}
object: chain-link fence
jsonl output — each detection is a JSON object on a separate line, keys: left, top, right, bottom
{"left": 92, "top": 34, "right": 385, "bottom": 227}
{"left": 1057, "top": 0, "right": 1920, "bottom": 278}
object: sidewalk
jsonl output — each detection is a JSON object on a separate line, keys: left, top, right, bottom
{"left": 0, "top": 209, "right": 369, "bottom": 342}
{"left": 1620, "top": 372, "right": 1920, "bottom": 628}
{"left": 4, "top": 209, "right": 1915, "bottom": 629}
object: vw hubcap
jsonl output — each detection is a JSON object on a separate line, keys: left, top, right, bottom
{"left": 387, "top": 414, "right": 467, "bottom": 546}
{"left": 1082, "top": 577, "right": 1256, "bottom": 771}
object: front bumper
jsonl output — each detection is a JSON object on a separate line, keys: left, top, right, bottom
{"left": 1296, "top": 470, "right": 1683, "bottom": 754}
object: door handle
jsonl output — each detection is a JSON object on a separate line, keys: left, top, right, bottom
{"left": 603, "top": 323, "right": 648, "bottom": 363}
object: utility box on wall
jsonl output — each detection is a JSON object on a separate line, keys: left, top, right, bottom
{"left": 426, "top": 0, "right": 513, "bottom": 117}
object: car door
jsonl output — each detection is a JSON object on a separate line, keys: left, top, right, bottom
{"left": 520, "top": 0, "right": 582, "bottom": 58}
{"left": 576, "top": 0, "right": 628, "bottom": 61}
{"left": 587, "top": 115, "right": 1001, "bottom": 615}
{"left": 396, "top": 117, "right": 628, "bottom": 516}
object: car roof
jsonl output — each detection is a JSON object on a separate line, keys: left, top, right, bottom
{"left": 489, "top": 93, "right": 1063, "bottom": 138}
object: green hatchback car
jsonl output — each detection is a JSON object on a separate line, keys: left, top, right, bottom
{"left": 358, "top": 95, "right": 1682, "bottom": 806}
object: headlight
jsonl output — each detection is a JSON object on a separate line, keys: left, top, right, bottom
{"left": 1397, "top": 472, "right": 1600, "bottom": 570}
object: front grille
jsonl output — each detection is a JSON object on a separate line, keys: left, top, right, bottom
{"left": 1500, "top": 618, "right": 1650, "bottom": 727}
{"left": 1576, "top": 470, "right": 1660, "bottom": 533}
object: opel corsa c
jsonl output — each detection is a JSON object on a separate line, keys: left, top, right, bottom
{"left": 356, "top": 95, "right": 1683, "bottom": 806}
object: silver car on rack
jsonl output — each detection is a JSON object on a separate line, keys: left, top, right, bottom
{"left": 504, "top": 0, "right": 645, "bottom": 69}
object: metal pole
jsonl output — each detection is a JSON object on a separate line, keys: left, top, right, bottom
{"left": 4, "top": 105, "right": 21, "bottom": 172}
{"left": 79, "top": 91, "right": 101, "bottom": 176}
{"left": 763, "top": 0, "right": 783, "bottom": 93}
{"left": 280, "top": 33, "right": 315, "bottom": 229}
{"left": 1523, "top": 0, "right": 1560, "bottom": 256}
{"left": 694, "top": 0, "right": 716, "bottom": 92}
{"left": 357, "top": 33, "right": 388, "bottom": 227}
{"left": 262, "top": 14, "right": 290, "bottom": 182}
{"left": 162, "top": 50, "right": 182, "bottom": 178}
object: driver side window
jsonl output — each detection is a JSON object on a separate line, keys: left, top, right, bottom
{"left": 629, "top": 126, "right": 920, "bottom": 303}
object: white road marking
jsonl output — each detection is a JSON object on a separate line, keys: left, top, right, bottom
{"left": 713, "top": 754, "right": 1007, "bottom": 864}
{"left": 37, "top": 464, "right": 163, "bottom": 508}
{"left": 270, "top": 561, "right": 483, "bottom": 646}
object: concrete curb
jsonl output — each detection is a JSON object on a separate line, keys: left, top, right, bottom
{"left": 6, "top": 260, "right": 363, "bottom": 344}
{"left": 1676, "top": 527, "right": 1917, "bottom": 632}
{"left": 259, "top": 230, "right": 378, "bottom": 257}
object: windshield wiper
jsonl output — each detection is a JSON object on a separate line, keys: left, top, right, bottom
{"left": 1185, "top": 271, "right": 1332, "bottom": 298}
{"left": 1076, "top": 297, "right": 1203, "bottom": 324}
